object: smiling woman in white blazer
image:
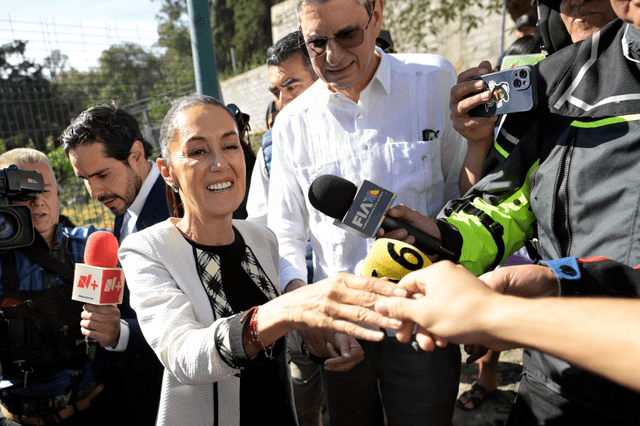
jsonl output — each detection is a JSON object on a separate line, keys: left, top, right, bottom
{"left": 118, "top": 94, "right": 402, "bottom": 426}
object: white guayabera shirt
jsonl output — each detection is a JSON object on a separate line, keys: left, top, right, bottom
{"left": 268, "top": 48, "right": 466, "bottom": 291}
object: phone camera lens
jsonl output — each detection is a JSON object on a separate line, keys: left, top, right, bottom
{"left": 520, "top": 70, "right": 528, "bottom": 79}
{"left": 514, "top": 79, "right": 522, "bottom": 88}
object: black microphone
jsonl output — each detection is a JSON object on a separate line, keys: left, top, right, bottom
{"left": 308, "top": 174, "right": 456, "bottom": 260}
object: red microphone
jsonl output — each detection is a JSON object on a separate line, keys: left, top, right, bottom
{"left": 72, "top": 231, "right": 125, "bottom": 305}
{"left": 84, "top": 231, "right": 120, "bottom": 268}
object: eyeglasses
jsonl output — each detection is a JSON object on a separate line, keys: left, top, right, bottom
{"left": 299, "top": 1, "right": 375, "bottom": 59}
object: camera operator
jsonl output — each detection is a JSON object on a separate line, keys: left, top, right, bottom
{"left": 0, "top": 148, "right": 135, "bottom": 425}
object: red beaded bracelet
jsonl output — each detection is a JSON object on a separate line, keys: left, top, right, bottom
{"left": 241, "top": 306, "right": 275, "bottom": 353}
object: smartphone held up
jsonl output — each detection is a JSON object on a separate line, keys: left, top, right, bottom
{"left": 467, "top": 65, "right": 538, "bottom": 117}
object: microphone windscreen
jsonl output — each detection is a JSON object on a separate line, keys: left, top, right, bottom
{"left": 84, "top": 231, "right": 119, "bottom": 268}
{"left": 361, "top": 238, "right": 431, "bottom": 281}
{"left": 308, "top": 174, "right": 357, "bottom": 219}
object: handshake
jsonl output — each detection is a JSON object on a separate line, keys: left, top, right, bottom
{"left": 286, "top": 238, "right": 558, "bottom": 361}
{"left": 303, "top": 238, "right": 640, "bottom": 393}
{"left": 352, "top": 238, "right": 559, "bottom": 353}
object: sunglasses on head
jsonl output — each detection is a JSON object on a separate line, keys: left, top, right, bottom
{"left": 227, "top": 103, "right": 250, "bottom": 132}
{"left": 299, "top": 1, "right": 375, "bottom": 59}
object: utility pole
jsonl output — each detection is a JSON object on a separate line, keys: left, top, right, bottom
{"left": 186, "top": 0, "right": 223, "bottom": 101}
{"left": 500, "top": 0, "right": 507, "bottom": 54}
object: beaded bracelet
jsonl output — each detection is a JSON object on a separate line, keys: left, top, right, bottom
{"left": 241, "top": 306, "right": 275, "bottom": 355}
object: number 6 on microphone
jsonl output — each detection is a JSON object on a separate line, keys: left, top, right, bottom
{"left": 361, "top": 238, "right": 432, "bottom": 282}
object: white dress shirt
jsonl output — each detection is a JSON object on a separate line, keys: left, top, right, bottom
{"left": 119, "top": 160, "right": 160, "bottom": 243}
{"left": 246, "top": 146, "right": 270, "bottom": 226}
{"left": 268, "top": 49, "right": 467, "bottom": 291}
{"left": 111, "top": 162, "right": 160, "bottom": 351}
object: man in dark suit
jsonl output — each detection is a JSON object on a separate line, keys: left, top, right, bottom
{"left": 61, "top": 104, "right": 169, "bottom": 426}
{"left": 112, "top": 174, "right": 168, "bottom": 241}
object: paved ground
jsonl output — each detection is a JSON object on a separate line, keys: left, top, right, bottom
{"left": 453, "top": 348, "right": 524, "bottom": 426}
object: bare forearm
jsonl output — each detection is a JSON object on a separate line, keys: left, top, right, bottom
{"left": 459, "top": 136, "right": 493, "bottom": 194}
{"left": 382, "top": 262, "right": 640, "bottom": 392}
{"left": 241, "top": 274, "right": 404, "bottom": 358}
{"left": 489, "top": 297, "right": 640, "bottom": 392}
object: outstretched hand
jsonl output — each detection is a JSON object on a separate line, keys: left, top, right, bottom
{"left": 267, "top": 273, "right": 406, "bottom": 343}
{"left": 461, "top": 264, "right": 558, "bottom": 364}
{"left": 479, "top": 264, "right": 559, "bottom": 298}
{"left": 374, "top": 261, "right": 524, "bottom": 352}
{"left": 373, "top": 261, "right": 561, "bottom": 352}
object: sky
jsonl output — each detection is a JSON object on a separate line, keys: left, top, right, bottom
{"left": 2, "top": 0, "right": 164, "bottom": 73}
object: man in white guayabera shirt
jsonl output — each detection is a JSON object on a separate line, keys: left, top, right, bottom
{"left": 267, "top": 0, "right": 468, "bottom": 425}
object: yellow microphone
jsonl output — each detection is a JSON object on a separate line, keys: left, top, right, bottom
{"left": 361, "top": 238, "right": 432, "bottom": 282}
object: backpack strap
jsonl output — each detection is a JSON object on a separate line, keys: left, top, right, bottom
{"left": 17, "top": 241, "right": 74, "bottom": 286}
{"left": 0, "top": 250, "right": 18, "bottom": 293}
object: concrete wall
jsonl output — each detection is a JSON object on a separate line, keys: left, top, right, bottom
{"left": 220, "top": 0, "right": 517, "bottom": 132}
{"left": 383, "top": 1, "right": 518, "bottom": 73}
{"left": 220, "top": 64, "right": 272, "bottom": 133}
{"left": 271, "top": 0, "right": 300, "bottom": 45}
{"left": 219, "top": 0, "right": 299, "bottom": 132}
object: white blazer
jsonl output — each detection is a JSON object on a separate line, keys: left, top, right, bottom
{"left": 119, "top": 218, "right": 295, "bottom": 426}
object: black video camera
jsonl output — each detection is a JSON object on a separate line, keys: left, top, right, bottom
{"left": 0, "top": 165, "right": 44, "bottom": 250}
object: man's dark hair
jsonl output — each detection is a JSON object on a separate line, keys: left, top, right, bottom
{"left": 60, "top": 104, "right": 153, "bottom": 164}
{"left": 266, "top": 100, "right": 279, "bottom": 123}
{"left": 266, "top": 31, "right": 313, "bottom": 72}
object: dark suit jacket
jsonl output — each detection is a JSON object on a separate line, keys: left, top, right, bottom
{"left": 114, "top": 175, "right": 170, "bottom": 240}
{"left": 114, "top": 174, "right": 169, "bottom": 426}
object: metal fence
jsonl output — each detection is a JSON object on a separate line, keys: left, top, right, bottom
{"left": 58, "top": 179, "right": 115, "bottom": 229}
{"left": 1, "top": 80, "right": 268, "bottom": 228}
{"left": 0, "top": 80, "right": 192, "bottom": 227}
{"left": 1, "top": 80, "right": 79, "bottom": 153}
{"left": 0, "top": 80, "right": 190, "bottom": 151}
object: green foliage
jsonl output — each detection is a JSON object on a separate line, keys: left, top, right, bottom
{"left": 156, "top": 0, "right": 191, "bottom": 54}
{"left": 53, "top": 40, "right": 193, "bottom": 137}
{"left": 45, "top": 137, "right": 75, "bottom": 187}
{"left": 229, "top": 0, "right": 273, "bottom": 73}
{"left": 212, "top": 0, "right": 279, "bottom": 77}
{"left": 0, "top": 40, "right": 44, "bottom": 81}
{"left": 97, "top": 43, "right": 166, "bottom": 105}
{"left": 43, "top": 50, "right": 69, "bottom": 79}
{"left": 0, "top": 41, "right": 72, "bottom": 151}
{"left": 384, "top": 0, "right": 539, "bottom": 53}
{"left": 211, "top": 0, "right": 235, "bottom": 78}
{"left": 385, "top": 0, "right": 503, "bottom": 52}
{"left": 154, "top": 0, "right": 195, "bottom": 84}
{"left": 59, "top": 181, "right": 115, "bottom": 229}
{"left": 53, "top": 68, "right": 104, "bottom": 110}
{"left": 0, "top": 133, "right": 35, "bottom": 152}
{"left": 154, "top": 0, "right": 281, "bottom": 78}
